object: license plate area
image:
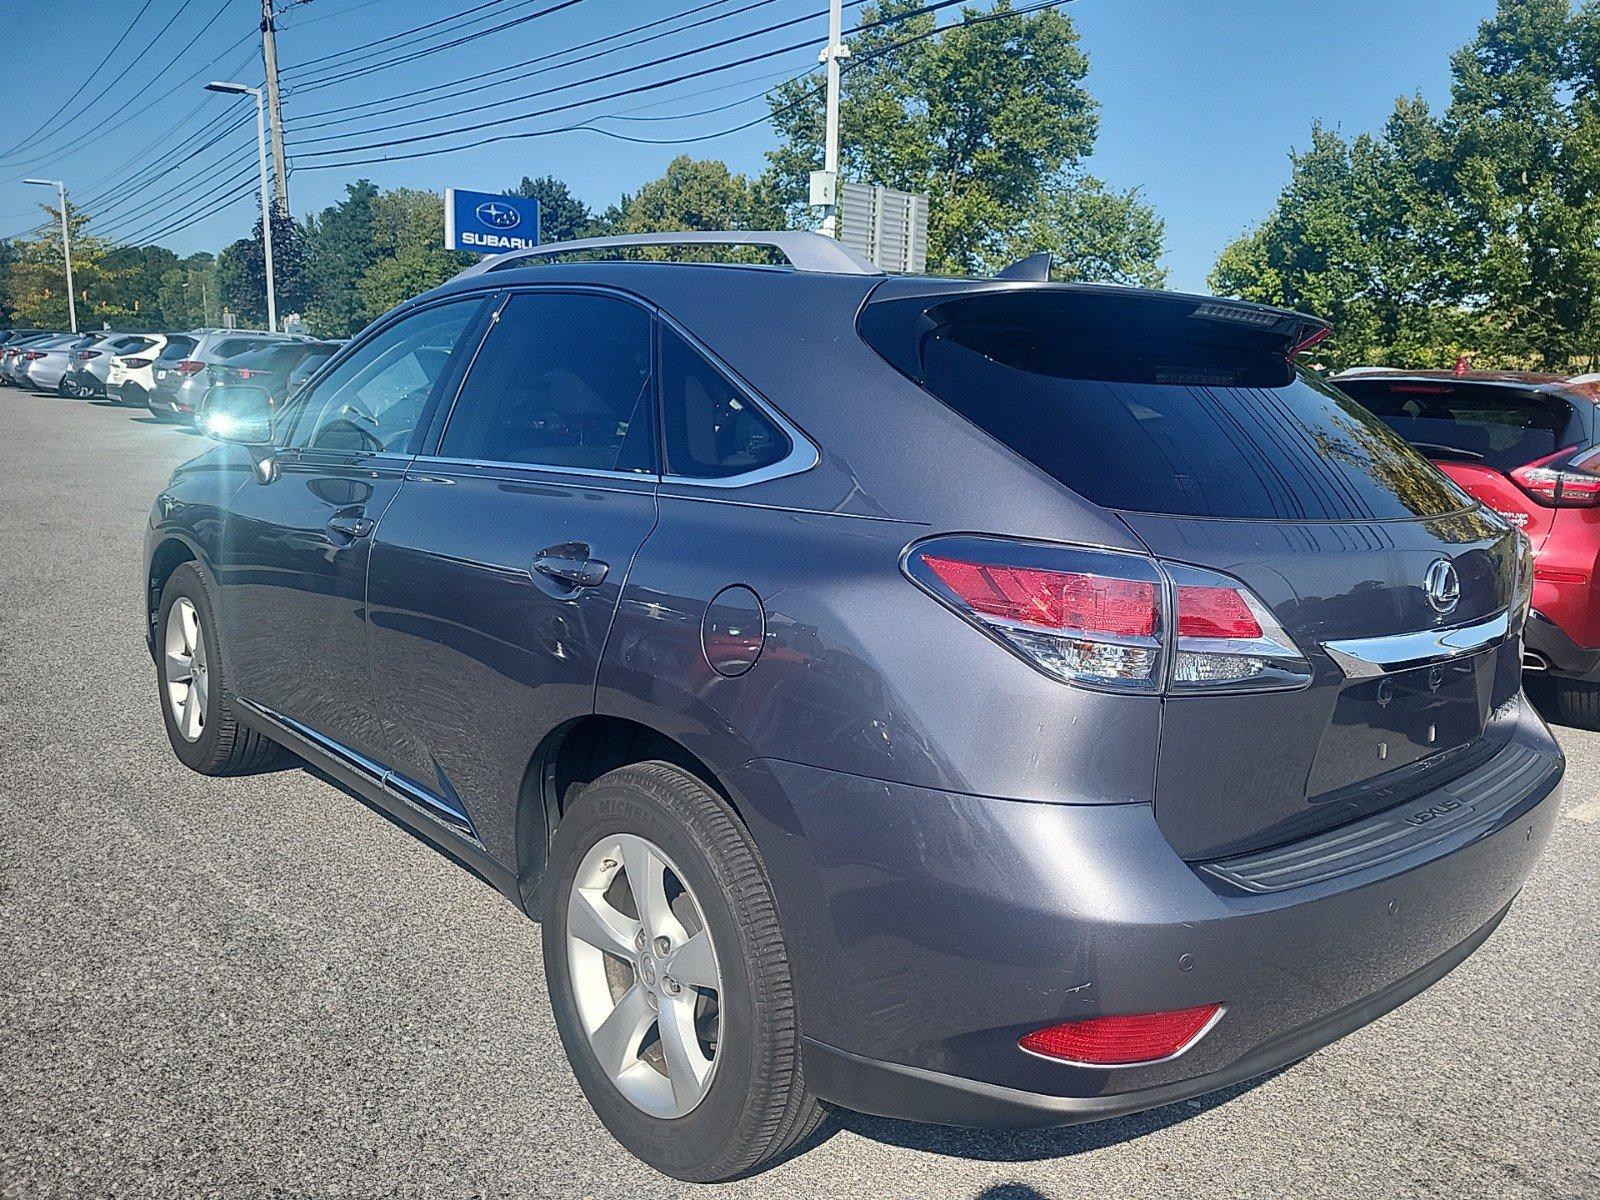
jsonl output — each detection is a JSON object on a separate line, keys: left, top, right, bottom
{"left": 1309, "top": 651, "right": 1494, "bottom": 794}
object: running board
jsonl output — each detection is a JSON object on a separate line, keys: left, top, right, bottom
{"left": 234, "top": 697, "right": 483, "bottom": 848}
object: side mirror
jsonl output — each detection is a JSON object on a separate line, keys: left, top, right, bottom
{"left": 201, "top": 384, "right": 275, "bottom": 445}
{"left": 201, "top": 385, "right": 278, "bottom": 483}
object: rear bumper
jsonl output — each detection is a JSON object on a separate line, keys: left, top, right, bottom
{"left": 1523, "top": 610, "right": 1600, "bottom": 681}
{"left": 804, "top": 899, "right": 1509, "bottom": 1128}
{"left": 727, "top": 700, "right": 1563, "bottom": 1129}
{"left": 111, "top": 380, "right": 150, "bottom": 405}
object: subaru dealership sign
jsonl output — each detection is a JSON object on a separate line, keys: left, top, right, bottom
{"left": 444, "top": 188, "right": 541, "bottom": 254}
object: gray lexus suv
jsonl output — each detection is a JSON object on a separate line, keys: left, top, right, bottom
{"left": 146, "top": 232, "right": 1562, "bottom": 1181}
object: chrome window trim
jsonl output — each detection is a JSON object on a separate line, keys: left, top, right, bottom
{"left": 407, "top": 454, "right": 655, "bottom": 485}
{"left": 1321, "top": 609, "right": 1511, "bottom": 679}
{"left": 655, "top": 310, "right": 820, "bottom": 490}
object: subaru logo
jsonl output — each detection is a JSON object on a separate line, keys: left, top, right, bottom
{"left": 1424, "top": 559, "right": 1460, "bottom": 615}
{"left": 475, "top": 201, "right": 521, "bottom": 230}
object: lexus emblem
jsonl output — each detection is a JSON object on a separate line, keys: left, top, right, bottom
{"left": 475, "top": 201, "right": 521, "bottom": 229}
{"left": 1424, "top": 559, "right": 1460, "bottom": 615}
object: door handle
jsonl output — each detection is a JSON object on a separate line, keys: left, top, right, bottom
{"left": 327, "top": 512, "right": 375, "bottom": 540}
{"left": 533, "top": 545, "right": 609, "bottom": 588}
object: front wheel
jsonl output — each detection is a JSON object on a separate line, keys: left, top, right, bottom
{"left": 543, "top": 762, "right": 825, "bottom": 1181}
{"left": 156, "top": 563, "right": 283, "bottom": 774}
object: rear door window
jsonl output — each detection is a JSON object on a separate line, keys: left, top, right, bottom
{"left": 438, "top": 291, "right": 655, "bottom": 474}
{"left": 1333, "top": 378, "right": 1580, "bottom": 471}
{"left": 858, "top": 288, "right": 1468, "bottom": 521}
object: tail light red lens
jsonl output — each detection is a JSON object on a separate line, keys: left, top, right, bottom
{"left": 1510, "top": 445, "right": 1600, "bottom": 508}
{"left": 908, "top": 536, "right": 1311, "bottom": 694}
{"left": 121, "top": 357, "right": 153, "bottom": 368}
{"left": 1020, "top": 1004, "right": 1223, "bottom": 1066}
{"left": 920, "top": 557, "right": 1158, "bottom": 637}
{"left": 76, "top": 349, "right": 102, "bottom": 360}
{"left": 175, "top": 359, "right": 206, "bottom": 375}
{"left": 22, "top": 350, "right": 46, "bottom": 360}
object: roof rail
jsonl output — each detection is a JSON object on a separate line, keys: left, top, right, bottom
{"left": 451, "top": 230, "right": 883, "bottom": 280}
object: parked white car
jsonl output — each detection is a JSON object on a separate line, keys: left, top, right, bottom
{"left": 107, "top": 335, "right": 175, "bottom": 407}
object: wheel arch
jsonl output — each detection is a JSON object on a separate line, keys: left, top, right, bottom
{"left": 515, "top": 714, "right": 742, "bottom": 913}
{"left": 145, "top": 534, "right": 209, "bottom": 656}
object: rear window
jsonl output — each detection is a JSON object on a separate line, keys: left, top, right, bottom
{"left": 157, "top": 337, "right": 196, "bottom": 361}
{"left": 1333, "top": 378, "right": 1579, "bottom": 472}
{"left": 858, "top": 288, "right": 1468, "bottom": 521}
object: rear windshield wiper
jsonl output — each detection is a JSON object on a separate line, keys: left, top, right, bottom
{"left": 1410, "top": 442, "right": 1485, "bottom": 461}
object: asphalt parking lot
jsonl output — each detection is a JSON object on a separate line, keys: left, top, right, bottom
{"left": 1, "top": 390, "right": 1597, "bottom": 1200}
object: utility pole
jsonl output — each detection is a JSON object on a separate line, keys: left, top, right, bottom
{"left": 260, "top": 0, "right": 290, "bottom": 218}
{"left": 815, "top": 0, "right": 850, "bottom": 238}
{"left": 24, "top": 178, "right": 75, "bottom": 333}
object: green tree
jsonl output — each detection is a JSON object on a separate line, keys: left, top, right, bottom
{"left": 617, "top": 156, "right": 784, "bottom": 234}
{"left": 6, "top": 199, "right": 122, "bottom": 328}
{"left": 357, "top": 188, "right": 473, "bottom": 314}
{"left": 508, "top": 174, "right": 594, "bottom": 242}
{"left": 303, "top": 180, "right": 380, "bottom": 336}
{"left": 218, "top": 208, "right": 310, "bottom": 329}
{"left": 1211, "top": 0, "right": 1600, "bottom": 371}
{"left": 766, "top": 0, "right": 1161, "bottom": 278}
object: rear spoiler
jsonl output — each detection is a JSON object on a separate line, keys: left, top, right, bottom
{"left": 858, "top": 281, "right": 1333, "bottom": 389}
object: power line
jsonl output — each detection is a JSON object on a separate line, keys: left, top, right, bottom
{"left": 288, "top": 0, "right": 1064, "bottom": 172}
{"left": 0, "top": 0, "right": 161, "bottom": 160}
{"left": 0, "top": 22, "right": 256, "bottom": 188}
{"left": 289, "top": 1, "right": 863, "bottom": 153}
{"left": 284, "top": 0, "right": 518, "bottom": 73}
{"left": 289, "top": 0, "right": 786, "bottom": 132}
{"left": 90, "top": 137, "right": 257, "bottom": 236}
{"left": 116, "top": 172, "right": 259, "bottom": 247}
{"left": 0, "top": 0, "right": 216, "bottom": 169}
{"left": 285, "top": 0, "right": 593, "bottom": 91}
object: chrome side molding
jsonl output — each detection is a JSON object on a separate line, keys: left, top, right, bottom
{"left": 1321, "top": 610, "right": 1511, "bottom": 679}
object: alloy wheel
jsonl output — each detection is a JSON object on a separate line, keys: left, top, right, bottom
{"left": 163, "top": 597, "right": 208, "bottom": 742}
{"left": 566, "top": 832, "right": 723, "bottom": 1118}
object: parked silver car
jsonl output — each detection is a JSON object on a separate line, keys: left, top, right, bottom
{"left": 148, "top": 328, "right": 295, "bottom": 421}
{"left": 60, "top": 333, "right": 161, "bottom": 398}
{"left": 2, "top": 333, "right": 75, "bottom": 386}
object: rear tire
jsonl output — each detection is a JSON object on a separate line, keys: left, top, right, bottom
{"left": 1527, "top": 675, "right": 1600, "bottom": 731}
{"left": 543, "top": 762, "right": 826, "bottom": 1181}
{"left": 156, "top": 562, "right": 283, "bottom": 775}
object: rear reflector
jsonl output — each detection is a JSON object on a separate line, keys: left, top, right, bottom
{"left": 1020, "top": 1004, "right": 1223, "bottom": 1066}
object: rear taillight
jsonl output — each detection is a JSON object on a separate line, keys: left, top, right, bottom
{"left": 1020, "top": 1004, "right": 1223, "bottom": 1066}
{"left": 175, "top": 359, "right": 205, "bottom": 375}
{"left": 908, "top": 537, "right": 1310, "bottom": 694}
{"left": 76, "top": 349, "right": 102, "bottom": 360}
{"left": 121, "top": 357, "right": 153, "bottom": 368}
{"left": 1166, "top": 563, "right": 1311, "bottom": 691}
{"left": 912, "top": 541, "right": 1166, "bottom": 691}
{"left": 22, "top": 350, "right": 46, "bottom": 360}
{"left": 1510, "top": 445, "right": 1600, "bottom": 507}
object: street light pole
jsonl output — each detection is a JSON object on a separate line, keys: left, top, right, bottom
{"left": 24, "top": 178, "right": 76, "bottom": 333}
{"left": 204, "top": 81, "right": 276, "bottom": 333}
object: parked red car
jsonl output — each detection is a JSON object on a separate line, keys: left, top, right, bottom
{"left": 1334, "top": 369, "right": 1600, "bottom": 727}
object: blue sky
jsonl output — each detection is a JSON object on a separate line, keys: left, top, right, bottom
{"left": 0, "top": 0, "right": 1496, "bottom": 292}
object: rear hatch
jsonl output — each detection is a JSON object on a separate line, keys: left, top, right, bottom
{"left": 860, "top": 284, "right": 1524, "bottom": 860}
{"left": 1333, "top": 375, "right": 1593, "bottom": 554}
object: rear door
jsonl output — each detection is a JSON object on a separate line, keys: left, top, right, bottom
{"left": 1335, "top": 376, "right": 1589, "bottom": 552}
{"left": 859, "top": 285, "right": 1523, "bottom": 861}
{"left": 365, "top": 288, "right": 659, "bottom": 852}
